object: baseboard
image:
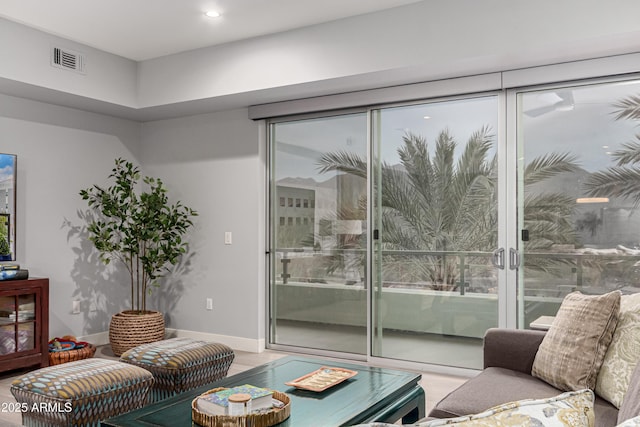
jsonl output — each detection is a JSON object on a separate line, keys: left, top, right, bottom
{"left": 77, "top": 330, "right": 265, "bottom": 353}
{"left": 77, "top": 331, "right": 110, "bottom": 347}
{"left": 165, "top": 329, "right": 265, "bottom": 353}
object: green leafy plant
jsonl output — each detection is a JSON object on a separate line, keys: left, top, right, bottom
{"left": 80, "top": 158, "right": 197, "bottom": 313}
{"left": 0, "top": 237, "right": 10, "bottom": 256}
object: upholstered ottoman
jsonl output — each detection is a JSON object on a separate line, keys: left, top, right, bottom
{"left": 10, "top": 358, "right": 154, "bottom": 427}
{"left": 119, "top": 337, "right": 235, "bottom": 402}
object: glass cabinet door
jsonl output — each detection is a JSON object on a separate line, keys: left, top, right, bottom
{"left": 0, "top": 292, "right": 36, "bottom": 355}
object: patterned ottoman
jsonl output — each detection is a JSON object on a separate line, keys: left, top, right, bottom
{"left": 10, "top": 358, "right": 154, "bottom": 427}
{"left": 119, "top": 337, "right": 235, "bottom": 403}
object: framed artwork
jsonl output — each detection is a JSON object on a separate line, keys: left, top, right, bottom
{"left": 0, "top": 154, "right": 16, "bottom": 260}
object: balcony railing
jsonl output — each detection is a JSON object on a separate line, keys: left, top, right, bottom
{"left": 274, "top": 248, "right": 640, "bottom": 296}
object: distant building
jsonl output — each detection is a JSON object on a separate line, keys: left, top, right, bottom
{"left": 0, "top": 176, "right": 13, "bottom": 214}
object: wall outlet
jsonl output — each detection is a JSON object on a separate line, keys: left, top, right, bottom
{"left": 206, "top": 298, "right": 213, "bottom": 310}
{"left": 72, "top": 300, "right": 81, "bottom": 314}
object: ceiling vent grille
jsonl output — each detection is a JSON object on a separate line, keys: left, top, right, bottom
{"left": 51, "top": 47, "right": 85, "bottom": 74}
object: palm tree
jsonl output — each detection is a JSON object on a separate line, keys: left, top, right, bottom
{"left": 580, "top": 94, "right": 640, "bottom": 288}
{"left": 318, "top": 126, "right": 580, "bottom": 289}
{"left": 584, "top": 94, "right": 640, "bottom": 205}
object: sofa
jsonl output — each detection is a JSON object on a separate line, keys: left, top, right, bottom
{"left": 428, "top": 328, "right": 640, "bottom": 427}
{"left": 352, "top": 291, "right": 640, "bottom": 427}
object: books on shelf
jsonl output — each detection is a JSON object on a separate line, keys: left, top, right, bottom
{"left": 8, "top": 310, "right": 35, "bottom": 321}
{"left": 0, "top": 269, "right": 29, "bottom": 281}
{"left": 195, "top": 384, "right": 274, "bottom": 416}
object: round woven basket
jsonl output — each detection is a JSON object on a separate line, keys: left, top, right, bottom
{"left": 109, "top": 310, "right": 165, "bottom": 356}
{"left": 49, "top": 343, "right": 96, "bottom": 365}
{"left": 192, "top": 388, "right": 290, "bottom": 427}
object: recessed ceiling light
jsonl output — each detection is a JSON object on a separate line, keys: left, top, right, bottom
{"left": 205, "top": 10, "right": 221, "bottom": 18}
{"left": 423, "top": 116, "right": 431, "bottom": 120}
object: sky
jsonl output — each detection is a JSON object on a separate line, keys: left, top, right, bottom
{"left": 0, "top": 154, "right": 15, "bottom": 183}
{"left": 522, "top": 79, "right": 640, "bottom": 173}
{"left": 273, "top": 78, "right": 640, "bottom": 183}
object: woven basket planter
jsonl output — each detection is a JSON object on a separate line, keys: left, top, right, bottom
{"left": 109, "top": 310, "right": 165, "bottom": 356}
{"left": 49, "top": 343, "right": 96, "bottom": 366}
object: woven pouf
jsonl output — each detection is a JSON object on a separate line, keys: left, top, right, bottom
{"left": 10, "top": 358, "right": 154, "bottom": 427}
{"left": 119, "top": 337, "right": 235, "bottom": 403}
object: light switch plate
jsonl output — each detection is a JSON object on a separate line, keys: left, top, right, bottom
{"left": 224, "top": 231, "right": 232, "bottom": 245}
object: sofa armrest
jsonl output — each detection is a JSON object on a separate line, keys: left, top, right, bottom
{"left": 483, "top": 328, "right": 546, "bottom": 374}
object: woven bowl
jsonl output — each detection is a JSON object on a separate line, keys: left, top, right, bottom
{"left": 49, "top": 343, "right": 96, "bottom": 365}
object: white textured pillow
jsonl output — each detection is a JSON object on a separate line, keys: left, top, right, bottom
{"left": 416, "top": 389, "right": 594, "bottom": 427}
{"left": 596, "top": 293, "right": 640, "bottom": 408}
{"left": 617, "top": 415, "right": 640, "bottom": 427}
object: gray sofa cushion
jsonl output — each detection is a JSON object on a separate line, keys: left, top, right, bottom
{"left": 428, "top": 367, "right": 617, "bottom": 427}
{"left": 483, "top": 328, "right": 546, "bottom": 373}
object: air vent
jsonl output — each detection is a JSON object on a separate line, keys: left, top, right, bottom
{"left": 51, "top": 47, "right": 85, "bottom": 74}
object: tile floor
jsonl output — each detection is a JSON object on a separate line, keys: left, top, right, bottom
{"left": 0, "top": 346, "right": 469, "bottom": 426}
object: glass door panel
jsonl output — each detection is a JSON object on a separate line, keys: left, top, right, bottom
{"left": 0, "top": 294, "right": 16, "bottom": 355}
{"left": 17, "top": 294, "right": 35, "bottom": 351}
{"left": 269, "top": 113, "right": 368, "bottom": 355}
{"left": 517, "top": 79, "right": 640, "bottom": 328}
{"left": 372, "top": 96, "right": 500, "bottom": 369}
{"left": 0, "top": 293, "right": 35, "bottom": 355}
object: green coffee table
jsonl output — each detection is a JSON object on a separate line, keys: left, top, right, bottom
{"left": 103, "top": 356, "right": 425, "bottom": 426}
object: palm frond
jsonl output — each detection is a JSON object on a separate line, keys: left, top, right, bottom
{"left": 584, "top": 167, "right": 640, "bottom": 205}
{"left": 432, "top": 130, "right": 456, "bottom": 226}
{"left": 317, "top": 150, "right": 367, "bottom": 178}
{"left": 449, "top": 127, "right": 495, "bottom": 225}
{"left": 450, "top": 175, "right": 496, "bottom": 250}
{"left": 609, "top": 139, "right": 640, "bottom": 166}
{"left": 379, "top": 166, "right": 427, "bottom": 232}
{"left": 398, "top": 132, "right": 435, "bottom": 207}
{"left": 524, "top": 152, "right": 581, "bottom": 185}
{"left": 613, "top": 95, "right": 640, "bottom": 121}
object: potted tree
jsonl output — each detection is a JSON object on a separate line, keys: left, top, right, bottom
{"left": 0, "top": 237, "right": 11, "bottom": 261}
{"left": 80, "top": 158, "right": 197, "bottom": 356}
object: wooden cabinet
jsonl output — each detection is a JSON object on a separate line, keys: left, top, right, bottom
{"left": 0, "top": 277, "right": 49, "bottom": 373}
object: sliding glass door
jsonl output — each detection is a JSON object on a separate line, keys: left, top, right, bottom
{"left": 370, "top": 97, "right": 501, "bottom": 369}
{"left": 268, "top": 97, "right": 505, "bottom": 368}
{"left": 268, "top": 75, "right": 640, "bottom": 369}
{"left": 269, "top": 113, "right": 368, "bottom": 355}
{"left": 516, "top": 79, "right": 640, "bottom": 328}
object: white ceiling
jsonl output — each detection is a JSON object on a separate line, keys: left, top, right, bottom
{"left": 0, "top": 0, "right": 423, "bottom": 61}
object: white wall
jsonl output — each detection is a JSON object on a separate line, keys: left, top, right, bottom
{"left": 0, "top": 97, "right": 266, "bottom": 349}
{"left": 0, "top": 93, "right": 141, "bottom": 338}
{"left": 0, "top": 18, "right": 137, "bottom": 108}
{"left": 139, "top": 109, "right": 265, "bottom": 348}
{"left": 138, "top": 0, "right": 640, "bottom": 109}
{"left": 3, "top": 0, "right": 640, "bottom": 117}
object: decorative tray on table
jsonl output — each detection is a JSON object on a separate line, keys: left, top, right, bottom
{"left": 192, "top": 387, "right": 290, "bottom": 427}
{"left": 285, "top": 366, "right": 358, "bottom": 392}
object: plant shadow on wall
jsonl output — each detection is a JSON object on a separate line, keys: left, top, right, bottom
{"left": 64, "top": 212, "right": 126, "bottom": 335}
{"left": 63, "top": 212, "right": 196, "bottom": 338}
{"left": 70, "top": 158, "right": 197, "bottom": 356}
